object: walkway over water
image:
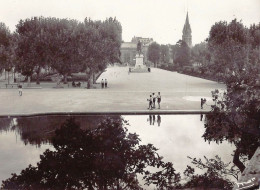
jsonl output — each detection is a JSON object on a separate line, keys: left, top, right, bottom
{"left": 0, "top": 67, "right": 225, "bottom": 116}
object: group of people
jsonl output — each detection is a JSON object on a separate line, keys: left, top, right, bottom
{"left": 201, "top": 98, "right": 207, "bottom": 109}
{"left": 147, "top": 92, "right": 161, "bottom": 110}
{"left": 101, "top": 79, "right": 108, "bottom": 89}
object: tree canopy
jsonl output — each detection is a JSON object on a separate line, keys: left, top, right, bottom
{"left": 4, "top": 16, "right": 122, "bottom": 85}
{"left": 173, "top": 40, "right": 191, "bottom": 66}
{"left": 147, "top": 42, "right": 160, "bottom": 67}
{"left": 0, "top": 22, "right": 13, "bottom": 73}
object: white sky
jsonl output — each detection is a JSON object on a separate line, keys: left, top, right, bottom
{"left": 0, "top": 0, "right": 259, "bottom": 45}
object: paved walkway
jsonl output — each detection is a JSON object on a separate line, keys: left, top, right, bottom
{"left": 0, "top": 67, "right": 225, "bottom": 116}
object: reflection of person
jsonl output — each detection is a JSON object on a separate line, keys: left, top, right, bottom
{"left": 157, "top": 92, "right": 161, "bottom": 109}
{"left": 149, "top": 115, "right": 152, "bottom": 125}
{"left": 157, "top": 115, "right": 161, "bottom": 126}
{"left": 152, "top": 115, "right": 155, "bottom": 125}
{"left": 200, "top": 114, "right": 203, "bottom": 121}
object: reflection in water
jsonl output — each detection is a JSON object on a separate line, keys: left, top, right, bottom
{"left": 0, "top": 115, "right": 114, "bottom": 146}
{"left": 2, "top": 117, "right": 180, "bottom": 189}
{"left": 0, "top": 115, "right": 237, "bottom": 189}
{"left": 147, "top": 115, "right": 161, "bottom": 127}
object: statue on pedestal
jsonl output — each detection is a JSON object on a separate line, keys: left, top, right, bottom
{"left": 137, "top": 41, "right": 142, "bottom": 55}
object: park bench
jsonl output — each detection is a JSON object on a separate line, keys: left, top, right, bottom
{"left": 72, "top": 82, "right": 81, "bottom": 87}
{"left": 5, "top": 83, "right": 19, "bottom": 88}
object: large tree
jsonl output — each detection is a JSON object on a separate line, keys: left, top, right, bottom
{"left": 203, "top": 20, "right": 260, "bottom": 173}
{"left": 0, "top": 22, "right": 13, "bottom": 83}
{"left": 2, "top": 117, "right": 180, "bottom": 189}
{"left": 147, "top": 42, "right": 160, "bottom": 68}
{"left": 174, "top": 40, "right": 191, "bottom": 66}
{"left": 80, "top": 17, "right": 122, "bottom": 87}
{"left": 160, "top": 44, "right": 170, "bottom": 64}
{"left": 15, "top": 17, "right": 53, "bottom": 84}
{"left": 207, "top": 19, "right": 250, "bottom": 82}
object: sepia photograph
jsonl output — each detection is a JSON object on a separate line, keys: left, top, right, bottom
{"left": 0, "top": 0, "right": 259, "bottom": 189}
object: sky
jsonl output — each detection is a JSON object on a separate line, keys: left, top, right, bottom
{"left": 0, "top": 0, "right": 259, "bottom": 45}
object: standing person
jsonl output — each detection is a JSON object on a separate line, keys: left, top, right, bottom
{"left": 101, "top": 79, "right": 104, "bottom": 89}
{"left": 147, "top": 95, "right": 153, "bottom": 110}
{"left": 18, "top": 84, "right": 22, "bottom": 96}
{"left": 105, "top": 79, "right": 107, "bottom": 88}
{"left": 152, "top": 93, "right": 156, "bottom": 108}
{"left": 157, "top": 92, "right": 161, "bottom": 109}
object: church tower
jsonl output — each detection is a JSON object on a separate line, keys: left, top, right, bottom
{"left": 182, "top": 12, "right": 192, "bottom": 48}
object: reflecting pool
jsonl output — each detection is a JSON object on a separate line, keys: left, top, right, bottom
{"left": 0, "top": 115, "right": 235, "bottom": 189}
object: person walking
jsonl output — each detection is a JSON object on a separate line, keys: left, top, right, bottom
{"left": 152, "top": 93, "right": 156, "bottom": 108}
{"left": 105, "top": 79, "right": 107, "bottom": 88}
{"left": 18, "top": 84, "right": 22, "bottom": 96}
{"left": 157, "top": 92, "right": 161, "bottom": 109}
{"left": 101, "top": 79, "right": 104, "bottom": 89}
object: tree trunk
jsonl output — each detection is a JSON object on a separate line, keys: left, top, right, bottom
{"left": 233, "top": 148, "right": 245, "bottom": 172}
{"left": 36, "top": 71, "right": 40, "bottom": 85}
{"left": 63, "top": 74, "right": 68, "bottom": 84}
{"left": 27, "top": 76, "right": 31, "bottom": 87}
{"left": 93, "top": 73, "right": 95, "bottom": 84}
{"left": 7, "top": 71, "right": 9, "bottom": 84}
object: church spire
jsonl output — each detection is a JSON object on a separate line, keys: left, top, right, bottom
{"left": 182, "top": 12, "right": 192, "bottom": 47}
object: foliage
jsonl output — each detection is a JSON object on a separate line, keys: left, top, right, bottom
{"left": 15, "top": 17, "right": 50, "bottom": 81}
{"left": 2, "top": 117, "right": 180, "bottom": 189}
{"left": 147, "top": 42, "right": 160, "bottom": 67}
{"left": 204, "top": 88, "right": 260, "bottom": 172}
{"left": 0, "top": 22, "right": 13, "bottom": 73}
{"left": 10, "top": 16, "right": 122, "bottom": 85}
{"left": 180, "top": 155, "right": 237, "bottom": 189}
{"left": 173, "top": 40, "right": 190, "bottom": 66}
{"left": 81, "top": 17, "right": 122, "bottom": 86}
{"left": 207, "top": 19, "right": 259, "bottom": 83}
{"left": 160, "top": 44, "right": 170, "bottom": 64}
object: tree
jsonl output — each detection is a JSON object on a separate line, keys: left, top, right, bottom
{"left": 2, "top": 117, "right": 180, "bottom": 189}
{"left": 207, "top": 19, "right": 249, "bottom": 82}
{"left": 147, "top": 42, "right": 160, "bottom": 67}
{"left": 15, "top": 17, "right": 53, "bottom": 84}
{"left": 203, "top": 20, "right": 260, "bottom": 172}
{"left": 160, "top": 44, "right": 170, "bottom": 64}
{"left": 180, "top": 156, "right": 237, "bottom": 189}
{"left": 174, "top": 40, "right": 190, "bottom": 66}
{"left": 46, "top": 18, "right": 81, "bottom": 84}
{"left": 0, "top": 22, "right": 13, "bottom": 84}
{"left": 81, "top": 17, "right": 122, "bottom": 87}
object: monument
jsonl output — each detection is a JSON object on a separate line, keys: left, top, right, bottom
{"left": 129, "top": 41, "right": 150, "bottom": 73}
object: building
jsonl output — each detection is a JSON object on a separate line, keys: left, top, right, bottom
{"left": 131, "top": 36, "right": 153, "bottom": 45}
{"left": 120, "top": 37, "right": 153, "bottom": 65}
{"left": 120, "top": 42, "right": 137, "bottom": 65}
{"left": 182, "top": 12, "right": 192, "bottom": 48}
